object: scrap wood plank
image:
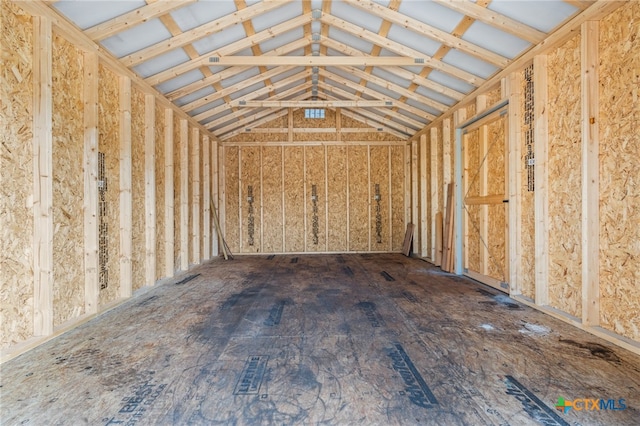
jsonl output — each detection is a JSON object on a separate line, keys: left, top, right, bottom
{"left": 402, "top": 223, "right": 415, "bottom": 257}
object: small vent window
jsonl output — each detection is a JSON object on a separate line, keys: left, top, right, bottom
{"left": 304, "top": 108, "right": 325, "bottom": 119}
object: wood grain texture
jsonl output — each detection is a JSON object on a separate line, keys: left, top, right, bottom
{"left": 131, "top": 87, "right": 145, "bottom": 291}
{"left": 598, "top": 1, "right": 640, "bottom": 341}
{"left": 547, "top": 35, "right": 582, "bottom": 318}
{"left": 348, "top": 146, "right": 369, "bottom": 251}
{"left": 261, "top": 147, "right": 283, "bottom": 253}
{"left": 155, "top": 102, "right": 165, "bottom": 280}
{"left": 240, "top": 146, "right": 261, "bottom": 253}
{"left": 98, "top": 64, "right": 121, "bottom": 306}
{"left": 390, "top": 146, "right": 405, "bottom": 252}
{"left": 327, "top": 146, "right": 348, "bottom": 252}
{"left": 284, "top": 147, "right": 305, "bottom": 252}
{"left": 1, "top": 1, "right": 34, "bottom": 348}
{"left": 52, "top": 34, "right": 84, "bottom": 326}
{"left": 224, "top": 146, "right": 240, "bottom": 254}
{"left": 305, "top": 146, "right": 327, "bottom": 252}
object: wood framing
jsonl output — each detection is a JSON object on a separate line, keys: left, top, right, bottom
{"left": 212, "top": 139, "right": 219, "bottom": 257}
{"left": 119, "top": 76, "right": 132, "bottom": 299}
{"left": 411, "top": 141, "right": 418, "bottom": 255}
{"left": 202, "top": 135, "right": 211, "bottom": 260}
{"left": 430, "top": 127, "right": 440, "bottom": 261}
{"left": 179, "top": 119, "right": 189, "bottom": 271}
{"left": 83, "top": 51, "right": 99, "bottom": 314}
{"left": 507, "top": 71, "right": 522, "bottom": 295}
{"left": 534, "top": 55, "right": 549, "bottom": 306}
{"left": 33, "top": 16, "right": 54, "bottom": 336}
{"left": 581, "top": 20, "right": 599, "bottom": 326}
{"left": 419, "top": 134, "right": 429, "bottom": 258}
{"left": 164, "top": 108, "right": 174, "bottom": 277}
{"left": 144, "top": 94, "right": 156, "bottom": 286}
{"left": 191, "top": 128, "right": 200, "bottom": 264}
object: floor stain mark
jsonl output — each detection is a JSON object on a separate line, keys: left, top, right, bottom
{"left": 381, "top": 271, "right": 395, "bottom": 282}
{"left": 137, "top": 295, "right": 159, "bottom": 307}
{"left": 267, "top": 255, "right": 275, "bottom": 260}
{"left": 336, "top": 256, "right": 345, "bottom": 264}
{"left": 559, "top": 339, "right": 620, "bottom": 363}
{"left": 233, "top": 355, "right": 269, "bottom": 395}
{"left": 290, "top": 257, "right": 298, "bottom": 264}
{"left": 387, "top": 343, "right": 438, "bottom": 408}
{"left": 174, "top": 274, "right": 200, "bottom": 285}
{"left": 343, "top": 266, "right": 354, "bottom": 277}
{"left": 402, "top": 291, "right": 418, "bottom": 303}
{"left": 504, "top": 375, "right": 569, "bottom": 426}
{"left": 356, "top": 302, "right": 385, "bottom": 328}
{"left": 263, "top": 299, "right": 292, "bottom": 326}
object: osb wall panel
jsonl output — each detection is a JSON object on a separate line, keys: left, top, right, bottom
{"left": 97, "top": 64, "right": 120, "bottom": 306}
{"left": 327, "top": 146, "right": 348, "bottom": 251}
{"left": 464, "top": 129, "right": 481, "bottom": 273}
{"left": 239, "top": 146, "right": 261, "bottom": 253}
{"left": 486, "top": 116, "right": 506, "bottom": 281}
{"left": 370, "top": 146, "right": 390, "bottom": 250}
{"left": 52, "top": 34, "right": 84, "bottom": 326}
{"left": 436, "top": 123, "right": 444, "bottom": 216}
{"left": 485, "top": 86, "right": 503, "bottom": 107}
{"left": 547, "top": 35, "right": 582, "bottom": 317}
{"left": 283, "top": 147, "right": 305, "bottom": 252}
{"left": 599, "top": 1, "right": 640, "bottom": 341}
{"left": 348, "top": 146, "right": 369, "bottom": 251}
{"left": 131, "top": 87, "right": 145, "bottom": 291}
{"left": 224, "top": 146, "right": 240, "bottom": 254}
{"left": 261, "top": 147, "right": 283, "bottom": 252}
{"left": 154, "top": 103, "right": 165, "bottom": 280}
{"left": 1, "top": 2, "right": 33, "bottom": 347}
{"left": 520, "top": 68, "right": 536, "bottom": 299}
{"left": 173, "top": 115, "right": 181, "bottom": 270}
{"left": 305, "top": 146, "right": 327, "bottom": 252}
{"left": 390, "top": 146, "right": 405, "bottom": 251}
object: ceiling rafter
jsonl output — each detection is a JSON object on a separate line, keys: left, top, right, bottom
{"left": 317, "top": 80, "right": 426, "bottom": 129}
{"left": 319, "top": 38, "right": 464, "bottom": 101}
{"left": 432, "top": 0, "right": 547, "bottom": 44}
{"left": 319, "top": 69, "right": 436, "bottom": 121}
{"left": 218, "top": 91, "right": 314, "bottom": 138}
{"left": 195, "top": 69, "right": 313, "bottom": 122}
{"left": 235, "top": 0, "right": 276, "bottom": 98}
{"left": 182, "top": 65, "right": 296, "bottom": 112}
{"left": 84, "top": 0, "right": 197, "bottom": 41}
{"left": 145, "top": 13, "right": 312, "bottom": 86}
{"left": 320, "top": 13, "right": 483, "bottom": 86}
{"left": 352, "top": 0, "right": 400, "bottom": 100}
{"left": 166, "top": 37, "right": 311, "bottom": 101}
{"left": 121, "top": 0, "right": 286, "bottom": 67}
{"left": 351, "top": 0, "right": 510, "bottom": 67}
{"left": 150, "top": 1, "right": 240, "bottom": 118}
{"left": 384, "top": 0, "right": 493, "bottom": 123}
{"left": 209, "top": 83, "right": 309, "bottom": 131}
{"left": 338, "top": 109, "right": 411, "bottom": 139}
{"left": 320, "top": 91, "right": 419, "bottom": 134}
{"left": 336, "top": 64, "right": 449, "bottom": 112}
{"left": 220, "top": 110, "right": 289, "bottom": 140}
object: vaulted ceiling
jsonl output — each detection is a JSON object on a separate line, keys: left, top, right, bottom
{"left": 51, "top": 0, "right": 592, "bottom": 140}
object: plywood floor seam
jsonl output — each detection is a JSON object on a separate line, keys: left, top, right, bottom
{"left": 1, "top": 254, "right": 639, "bottom": 425}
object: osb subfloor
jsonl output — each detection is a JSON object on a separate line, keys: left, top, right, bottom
{"left": 2, "top": 254, "right": 639, "bottom": 425}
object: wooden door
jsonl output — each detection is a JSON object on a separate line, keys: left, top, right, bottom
{"left": 462, "top": 112, "right": 509, "bottom": 291}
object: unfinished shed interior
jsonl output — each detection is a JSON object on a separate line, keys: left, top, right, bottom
{"left": 1, "top": 0, "right": 639, "bottom": 424}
